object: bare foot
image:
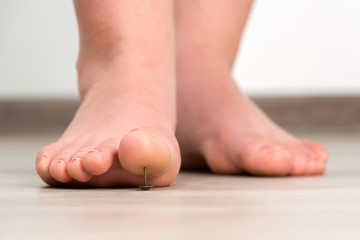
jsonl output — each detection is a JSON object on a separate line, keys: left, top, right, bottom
{"left": 36, "top": 0, "right": 180, "bottom": 187}
{"left": 36, "top": 58, "right": 180, "bottom": 187}
{"left": 176, "top": 70, "right": 328, "bottom": 176}
{"left": 174, "top": 0, "right": 327, "bottom": 176}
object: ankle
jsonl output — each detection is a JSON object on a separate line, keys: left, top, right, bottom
{"left": 76, "top": 43, "right": 125, "bottom": 98}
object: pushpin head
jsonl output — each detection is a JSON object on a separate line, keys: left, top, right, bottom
{"left": 139, "top": 185, "right": 153, "bottom": 190}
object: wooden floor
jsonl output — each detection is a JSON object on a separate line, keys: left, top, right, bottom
{"left": 1, "top": 128, "right": 360, "bottom": 240}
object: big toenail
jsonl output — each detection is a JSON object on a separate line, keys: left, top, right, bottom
{"left": 139, "top": 167, "right": 153, "bottom": 191}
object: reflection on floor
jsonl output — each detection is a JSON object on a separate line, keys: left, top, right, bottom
{"left": 1, "top": 129, "right": 360, "bottom": 240}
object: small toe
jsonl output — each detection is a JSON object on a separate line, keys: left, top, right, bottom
{"left": 67, "top": 151, "right": 93, "bottom": 182}
{"left": 304, "top": 159, "right": 318, "bottom": 175}
{"left": 36, "top": 143, "right": 62, "bottom": 185}
{"left": 290, "top": 155, "right": 308, "bottom": 176}
{"left": 242, "top": 145, "right": 293, "bottom": 176}
{"left": 49, "top": 149, "right": 75, "bottom": 183}
{"left": 316, "top": 160, "right": 326, "bottom": 174}
{"left": 302, "top": 139, "right": 328, "bottom": 162}
{"left": 49, "top": 159, "right": 72, "bottom": 183}
{"left": 82, "top": 142, "right": 117, "bottom": 176}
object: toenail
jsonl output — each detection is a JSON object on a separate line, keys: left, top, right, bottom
{"left": 129, "top": 128, "right": 140, "bottom": 133}
{"left": 88, "top": 150, "right": 95, "bottom": 154}
{"left": 37, "top": 154, "right": 47, "bottom": 163}
{"left": 72, "top": 157, "right": 80, "bottom": 162}
{"left": 56, "top": 160, "right": 65, "bottom": 164}
{"left": 264, "top": 146, "right": 283, "bottom": 153}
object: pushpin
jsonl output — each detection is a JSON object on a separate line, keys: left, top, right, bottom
{"left": 139, "top": 167, "right": 153, "bottom": 190}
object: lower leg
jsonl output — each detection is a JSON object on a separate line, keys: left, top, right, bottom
{"left": 175, "top": 0, "right": 327, "bottom": 175}
{"left": 36, "top": 0, "right": 180, "bottom": 187}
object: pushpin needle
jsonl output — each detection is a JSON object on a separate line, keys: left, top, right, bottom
{"left": 139, "top": 167, "right": 153, "bottom": 190}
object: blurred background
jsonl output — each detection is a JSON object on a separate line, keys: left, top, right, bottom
{"left": 1, "top": 0, "right": 359, "bottom": 99}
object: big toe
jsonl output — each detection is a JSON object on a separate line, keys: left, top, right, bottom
{"left": 118, "top": 128, "right": 180, "bottom": 186}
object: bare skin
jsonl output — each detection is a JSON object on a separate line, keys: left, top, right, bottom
{"left": 36, "top": 0, "right": 328, "bottom": 188}
{"left": 175, "top": 0, "right": 328, "bottom": 176}
{"left": 36, "top": 0, "right": 180, "bottom": 187}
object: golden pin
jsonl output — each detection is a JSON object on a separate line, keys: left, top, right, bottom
{"left": 139, "top": 167, "right": 153, "bottom": 190}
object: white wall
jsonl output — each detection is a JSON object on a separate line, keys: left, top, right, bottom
{"left": 0, "top": 0, "right": 78, "bottom": 98}
{"left": 0, "top": 0, "right": 359, "bottom": 99}
{"left": 235, "top": 0, "right": 360, "bottom": 96}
